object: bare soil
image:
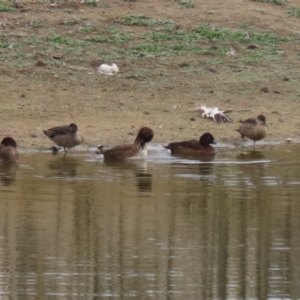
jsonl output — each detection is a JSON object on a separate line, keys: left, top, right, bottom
{"left": 1, "top": 0, "right": 300, "bottom": 150}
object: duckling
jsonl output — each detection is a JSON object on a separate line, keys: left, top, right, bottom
{"left": 164, "top": 132, "right": 217, "bottom": 156}
{"left": 98, "top": 127, "right": 154, "bottom": 160}
{"left": 0, "top": 137, "right": 19, "bottom": 162}
{"left": 43, "top": 123, "right": 83, "bottom": 153}
{"left": 237, "top": 114, "right": 267, "bottom": 148}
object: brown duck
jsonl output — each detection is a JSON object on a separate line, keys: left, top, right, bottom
{"left": 237, "top": 114, "right": 268, "bottom": 148}
{"left": 0, "top": 137, "right": 19, "bottom": 162}
{"left": 164, "top": 132, "right": 217, "bottom": 156}
{"left": 98, "top": 127, "right": 154, "bottom": 160}
{"left": 43, "top": 123, "right": 83, "bottom": 153}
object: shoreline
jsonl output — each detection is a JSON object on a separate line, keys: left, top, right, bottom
{"left": 16, "top": 136, "right": 300, "bottom": 155}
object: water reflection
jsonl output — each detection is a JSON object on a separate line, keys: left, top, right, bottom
{"left": 104, "top": 159, "right": 152, "bottom": 193}
{"left": 236, "top": 150, "right": 265, "bottom": 160}
{"left": 47, "top": 156, "right": 82, "bottom": 178}
{"left": 0, "top": 162, "right": 18, "bottom": 186}
{"left": 0, "top": 146, "right": 299, "bottom": 299}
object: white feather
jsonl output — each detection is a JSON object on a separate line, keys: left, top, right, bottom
{"left": 193, "top": 105, "right": 233, "bottom": 124}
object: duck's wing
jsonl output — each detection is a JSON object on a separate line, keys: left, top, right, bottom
{"left": 101, "top": 144, "right": 139, "bottom": 160}
{"left": 240, "top": 118, "right": 257, "bottom": 125}
{"left": 43, "top": 125, "right": 70, "bottom": 138}
{"left": 219, "top": 113, "right": 233, "bottom": 123}
{"left": 164, "top": 140, "right": 200, "bottom": 150}
{"left": 237, "top": 118, "right": 257, "bottom": 136}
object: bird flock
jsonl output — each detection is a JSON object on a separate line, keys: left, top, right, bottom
{"left": 0, "top": 114, "right": 268, "bottom": 163}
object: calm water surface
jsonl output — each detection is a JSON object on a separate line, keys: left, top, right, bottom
{"left": 0, "top": 144, "right": 300, "bottom": 299}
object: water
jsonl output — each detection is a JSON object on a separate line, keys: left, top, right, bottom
{"left": 0, "top": 144, "right": 300, "bottom": 299}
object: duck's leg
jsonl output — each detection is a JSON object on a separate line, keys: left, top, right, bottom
{"left": 253, "top": 141, "right": 256, "bottom": 150}
{"left": 63, "top": 147, "right": 67, "bottom": 153}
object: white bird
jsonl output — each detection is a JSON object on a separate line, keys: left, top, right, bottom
{"left": 193, "top": 105, "right": 233, "bottom": 124}
{"left": 98, "top": 63, "right": 119, "bottom": 75}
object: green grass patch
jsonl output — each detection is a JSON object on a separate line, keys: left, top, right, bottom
{"left": 174, "top": 0, "right": 195, "bottom": 9}
{"left": 84, "top": 0, "right": 110, "bottom": 7}
{"left": 288, "top": 7, "right": 300, "bottom": 17}
{"left": 47, "top": 35, "right": 89, "bottom": 46}
{"left": 142, "top": 26, "right": 288, "bottom": 44}
{"left": 29, "top": 20, "right": 43, "bottom": 28}
{"left": 271, "top": 0, "right": 285, "bottom": 4}
{"left": 86, "top": 27, "right": 133, "bottom": 44}
{"left": 0, "top": 42, "right": 10, "bottom": 48}
{"left": 114, "top": 14, "right": 174, "bottom": 27}
{"left": 129, "top": 43, "right": 202, "bottom": 57}
{"left": 0, "top": 3, "right": 15, "bottom": 11}
{"left": 251, "top": 0, "right": 285, "bottom": 5}
{"left": 193, "top": 26, "right": 288, "bottom": 44}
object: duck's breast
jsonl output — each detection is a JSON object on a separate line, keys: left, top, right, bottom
{"left": 0, "top": 146, "right": 19, "bottom": 162}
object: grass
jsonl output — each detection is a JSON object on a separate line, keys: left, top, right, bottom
{"left": 251, "top": 0, "right": 286, "bottom": 5}
{"left": 0, "top": 5, "right": 293, "bottom": 87}
{"left": 174, "top": 0, "right": 195, "bottom": 9}
{"left": 288, "top": 7, "right": 300, "bottom": 17}
{"left": 0, "top": 3, "right": 15, "bottom": 11}
{"left": 29, "top": 20, "right": 43, "bottom": 28}
{"left": 193, "top": 26, "right": 288, "bottom": 44}
{"left": 114, "top": 14, "right": 174, "bottom": 27}
{"left": 84, "top": 0, "right": 110, "bottom": 8}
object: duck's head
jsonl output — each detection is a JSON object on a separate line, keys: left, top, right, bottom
{"left": 1, "top": 137, "right": 17, "bottom": 148}
{"left": 199, "top": 133, "right": 217, "bottom": 147}
{"left": 136, "top": 127, "right": 154, "bottom": 147}
{"left": 69, "top": 123, "right": 78, "bottom": 133}
{"left": 257, "top": 115, "right": 268, "bottom": 127}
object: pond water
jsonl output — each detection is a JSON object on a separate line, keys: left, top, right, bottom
{"left": 0, "top": 144, "right": 300, "bottom": 299}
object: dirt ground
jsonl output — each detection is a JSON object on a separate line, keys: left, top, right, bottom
{"left": 1, "top": 0, "right": 300, "bottom": 151}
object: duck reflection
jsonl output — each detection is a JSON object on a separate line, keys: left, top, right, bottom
{"left": 47, "top": 156, "right": 82, "bottom": 178}
{"left": 198, "top": 162, "right": 214, "bottom": 176}
{"left": 0, "top": 162, "right": 19, "bottom": 186}
{"left": 236, "top": 151, "right": 265, "bottom": 161}
{"left": 104, "top": 159, "right": 152, "bottom": 193}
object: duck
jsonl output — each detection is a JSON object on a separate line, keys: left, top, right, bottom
{"left": 0, "top": 137, "right": 19, "bottom": 162}
{"left": 164, "top": 132, "right": 217, "bottom": 156}
{"left": 237, "top": 114, "right": 268, "bottom": 148}
{"left": 98, "top": 127, "right": 154, "bottom": 160}
{"left": 43, "top": 123, "right": 83, "bottom": 153}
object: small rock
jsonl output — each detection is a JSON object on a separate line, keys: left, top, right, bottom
{"left": 260, "top": 87, "right": 269, "bottom": 93}
{"left": 51, "top": 54, "right": 63, "bottom": 60}
{"left": 247, "top": 44, "right": 259, "bottom": 50}
{"left": 283, "top": 77, "right": 289, "bottom": 81}
{"left": 190, "top": 118, "right": 196, "bottom": 121}
{"left": 36, "top": 61, "right": 46, "bottom": 67}
{"left": 30, "top": 134, "right": 37, "bottom": 138}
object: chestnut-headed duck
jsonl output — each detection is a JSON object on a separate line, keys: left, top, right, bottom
{"left": 43, "top": 123, "right": 83, "bottom": 153}
{"left": 98, "top": 127, "right": 154, "bottom": 160}
{"left": 164, "top": 132, "right": 217, "bottom": 156}
{"left": 0, "top": 137, "right": 19, "bottom": 162}
{"left": 237, "top": 114, "right": 267, "bottom": 148}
